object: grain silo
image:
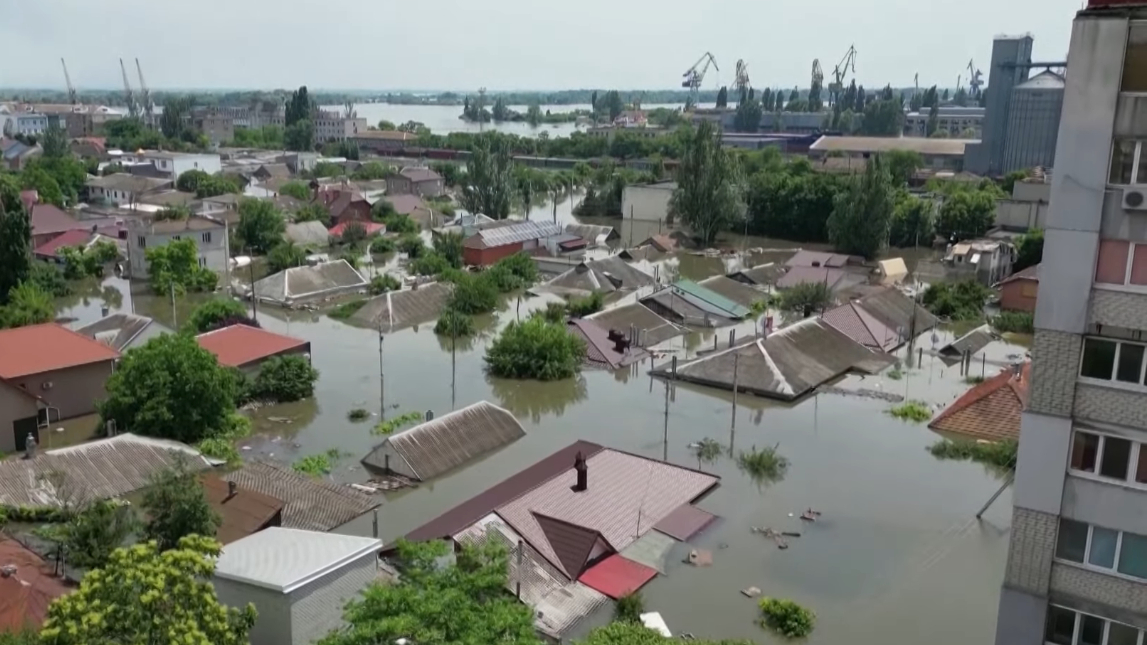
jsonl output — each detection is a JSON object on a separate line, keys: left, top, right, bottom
{"left": 1002, "top": 70, "right": 1065, "bottom": 174}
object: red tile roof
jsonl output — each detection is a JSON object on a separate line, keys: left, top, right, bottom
{"left": 0, "top": 323, "right": 120, "bottom": 379}
{"left": 328, "top": 221, "right": 385, "bottom": 237}
{"left": 578, "top": 554, "right": 658, "bottom": 599}
{"left": 0, "top": 538, "right": 72, "bottom": 631}
{"left": 195, "top": 324, "right": 309, "bottom": 368}
{"left": 33, "top": 229, "right": 92, "bottom": 259}
{"left": 929, "top": 362, "right": 1031, "bottom": 442}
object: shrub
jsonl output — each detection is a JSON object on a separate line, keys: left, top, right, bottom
{"left": 253, "top": 354, "right": 319, "bottom": 402}
{"left": 566, "top": 291, "right": 604, "bottom": 317}
{"left": 340, "top": 221, "right": 369, "bottom": 247}
{"left": 410, "top": 252, "right": 451, "bottom": 276}
{"left": 293, "top": 451, "right": 338, "bottom": 477}
{"left": 929, "top": 438, "right": 1018, "bottom": 469}
{"left": 921, "top": 279, "right": 991, "bottom": 320}
{"left": 268, "top": 241, "right": 308, "bottom": 273}
{"left": 887, "top": 367, "right": 904, "bottom": 381}
{"left": 614, "top": 592, "right": 644, "bottom": 624}
{"left": 370, "top": 236, "right": 396, "bottom": 255}
{"left": 435, "top": 309, "right": 476, "bottom": 336}
{"left": 485, "top": 317, "right": 586, "bottom": 380}
{"left": 447, "top": 272, "right": 499, "bottom": 315}
{"left": 737, "top": 444, "right": 790, "bottom": 484}
{"left": 370, "top": 274, "right": 401, "bottom": 295}
{"left": 28, "top": 262, "right": 70, "bottom": 297}
{"left": 398, "top": 234, "right": 426, "bottom": 258}
{"left": 758, "top": 598, "right": 816, "bottom": 639}
{"left": 496, "top": 252, "right": 538, "bottom": 285}
{"left": 372, "top": 411, "right": 425, "bottom": 436}
{"left": 184, "top": 299, "right": 258, "bottom": 334}
{"left": 991, "top": 311, "right": 1034, "bottom": 334}
{"left": 329, "top": 299, "right": 366, "bottom": 320}
{"left": 337, "top": 249, "right": 361, "bottom": 268}
{"left": 778, "top": 281, "right": 833, "bottom": 315}
{"left": 539, "top": 302, "right": 568, "bottom": 324}
{"left": 347, "top": 408, "right": 371, "bottom": 422}
{"left": 279, "top": 181, "right": 311, "bottom": 201}
{"left": 888, "top": 400, "right": 932, "bottom": 423}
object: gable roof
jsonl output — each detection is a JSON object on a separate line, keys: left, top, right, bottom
{"left": 29, "top": 203, "right": 80, "bottom": 236}
{"left": 385, "top": 194, "right": 430, "bottom": 216}
{"left": 349, "top": 282, "right": 454, "bottom": 332}
{"left": 0, "top": 323, "right": 120, "bottom": 379}
{"left": 202, "top": 477, "right": 285, "bottom": 545}
{"left": 399, "top": 166, "right": 442, "bottom": 183}
{"left": 362, "top": 401, "right": 526, "bottom": 480}
{"left": 0, "top": 538, "right": 72, "bottom": 631}
{"left": 939, "top": 324, "right": 996, "bottom": 361}
{"left": 786, "top": 250, "right": 857, "bottom": 268}
{"left": 328, "top": 221, "right": 385, "bottom": 237}
{"left": 877, "top": 258, "right": 909, "bottom": 284}
{"left": 283, "top": 220, "right": 330, "bottom": 248}
{"left": 854, "top": 288, "right": 939, "bottom": 335}
{"left": 534, "top": 512, "right": 607, "bottom": 579}
{"left": 651, "top": 318, "right": 895, "bottom": 401}
{"left": 929, "top": 362, "right": 1030, "bottom": 442}
{"left": 697, "top": 275, "right": 771, "bottom": 310}
{"left": 196, "top": 324, "right": 309, "bottom": 368}
{"left": 253, "top": 260, "right": 369, "bottom": 305}
{"left": 652, "top": 280, "right": 751, "bottom": 319}
{"left": 567, "top": 319, "right": 649, "bottom": 370}
{"left": 726, "top": 263, "right": 785, "bottom": 286}
{"left": 464, "top": 220, "right": 564, "bottom": 249}
{"left": 776, "top": 266, "right": 849, "bottom": 290}
{"left": 32, "top": 228, "right": 93, "bottom": 259}
{"left": 537, "top": 256, "right": 656, "bottom": 297}
{"left": 86, "top": 173, "right": 171, "bottom": 194}
{"left": 998, "top": 263, "right": 1040, "bottom": 285}
{"left": 222, "top": 461, "right": 380, "bottom": 532}
{"left": 214, "top": 528, "right": 380, "bottom": 594}
{"left": 821, "top": 301, "right": 905, "bottom": 352}
{"left": 75, "top": 313, "right": 162, "bottom": 352}
{"left": 586, "top": 303, "right": 686, "bottom": 347}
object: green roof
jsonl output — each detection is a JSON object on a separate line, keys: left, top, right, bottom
{"left": 671, "top": 279, "right": 751, "bottom": 318}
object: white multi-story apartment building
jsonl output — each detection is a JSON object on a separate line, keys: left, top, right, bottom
{"left": 0, "top": 112, "right": 49, "bottom": 137}
{"left": 996, "top": 2, "right": 1147, "bottom": 644}
{"left": 313, "top": 111, "right": 367, "bottom": 144}
{"left": 125, "top": 215, "right": 230, "bottom": 282}
{"left": 134, "top": 151, "right": 222, "bottom": 179}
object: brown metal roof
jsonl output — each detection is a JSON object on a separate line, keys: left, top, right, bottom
{"left": 587, "top": 303, "right": 686, "bottom": 348}
{"left": 534, "top": 512, "right": 604, "bottom": 578}
{"left": 0, "top": 538, "right": 72, "bottom": 631}
{"left": 652, "top": 503, "right": 717, "bottom": 541}
{"left": 222, "top": 461, "right": 379, "bottom": 533}
{"left": 392, "top": 441, "right": 605, "bottom": 547}
{"left": 202, "top": 476, "right": 285, "bottom": 545}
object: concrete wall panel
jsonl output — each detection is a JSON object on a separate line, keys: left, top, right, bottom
{"left": 1015, "top": 412, "right": 1072, "bottom": 514}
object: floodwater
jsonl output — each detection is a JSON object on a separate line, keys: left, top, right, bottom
{"left": 54, "top": 206, "right": 1022, "bottom": 645}
{"left": 323, "top": 102, "right": 695, "bottom": 138}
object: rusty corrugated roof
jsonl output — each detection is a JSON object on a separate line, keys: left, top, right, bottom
{"left": 0, "top": 538, "right": 71, "bottom": 631}
{"left": 222, "top": 461, "right": 379, "bottom": 532}
{"left": 202, "top": 476, "right": 285, "bottom": 545}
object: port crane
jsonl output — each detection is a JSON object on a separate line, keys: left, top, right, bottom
{"left": 967, "top": 59, "right": 984, "bottom": 98}
{"left": 812, "top": 59, "right": 824, "bottom": 101}
{"left": 682, "top": 52, "right": 718, "bottom": 108}
{"left": 119, "top": 58, "right": 138, "bottom": 118}
{"left": 60, "top": 58, "right": 77, "bottom": 106}
{"left": 135, "top": 58, "right": 154, "bottom": 125}
{"left": 733, "top": 59, "right": 751, "bottom": 101}
{"left": 828, "top": 45, "right": 857, "bottom": 107}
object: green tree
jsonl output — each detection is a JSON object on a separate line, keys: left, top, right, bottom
{"left": 446, "top": 271, "right": 499, "bottom": 315}
{"left": 581, "top": 621, "right": 753, "bottom": 645}
{"left": 377, "top": 119, "right": 396, "bottom": 130}
{"left": 268, "top": 241, "right": 309, "bottom": 273}
{"left": 41, "top": 124, "right": 69, "bottom": 159}
{"left": 293, "top": 203, "right": 329, "bottom": 226}
{"left": 142, "top": 457, "right": 220, "bottom": 552}
{"left": 460, "top": 135, "right": 514, "bottom": 219}
{"left": 486, "top": 316, "right": 585, "bottom": 380}
{"left": 670, "top": 121, "right": 741, "bottom": 245}
{"left": 39, "top": 536, "right": 256, "bottom": 645}
{"left": 176, "top": 169, "right": 210, "bottom": 193}
{"left": 194, "top": 175, "right": 239, "bottom": 199}
{"left": 320, "top": 539, "right": 536, "bottom": 645}
{"left": 99, "top": 334, "right": 237, "bottom": 444}
{"left": 20, "top": 166, "right": 65, "bottom": 207}
{"left": 285, "top": 119, "right": 314, "bottom": 152}
{"left": 788, "top": 87, "right": 799, "bottom": 103}
{"left": 434, "top": 231, "right": 465, "bottom": 269}
{"left": 715, "top": 86, "right": 729, "bottom": 108}
{"left": 999, "top": 169, "right": 1028, "bottom": 195}
{"left": 29, "top": 156, "right": 89, "bottom": 206}
{"left": 0, "top": 178, "right": 31, "bottom": 306}
{"left": 883, "top": 149, "right": 923, "bottom": 186}
{"left": 50, "top": 499, "right": 139, "bottom": 570}
{"left": 279, "top": 180, "right": 311, "bottom": 201}
{"left": 828, "top": 154, "right": 894, "bottom": 259}
{"left": 286, "top": 86, "right": 312, "bottom": 126}
{"left": 778, "top": 281, "right": 834, "bottom": 317}
{"left": 606, "top": 90, "right": 625, "bottom": 121}
{"left": 235, "top": 198, "right": 286, "bottom": 253}
{"left": 1013, "top": 228, "right": 1044, "bottom": 271}
{"left": 733, "top": 97, "right": 762, "bottom": 132}
{"left": 252, "top": 354, "right": 319, "bottom": 402}
{"left": 859, "top": 99, "right": 903, "bottom": 136}
{"left": 160, "top": 95, "right": 192, "bottom": 139}
{"left": 921, "top": 279, "right": 992, "bottom": 320}
{"left": 352, "top": 161, "right": 389, "bottom": 180}
{"left": 888, "top": 194, "right": 935, "bottom": 248}
{"left": 526, "top": 102, "right": 543, "bottom": 127}
{"left": 146, "top": 238, "right": 217, "bottom": 294}
{"left": 0, "top": 282, "right": 54, "bottom": 329}
{"left": 184, "top": 299, "right": 257, "bottom": 334}
{"left": 935, "top": 189, "right": 996, "bottom": 240}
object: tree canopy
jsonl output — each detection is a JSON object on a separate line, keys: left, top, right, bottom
{"left": 0, "top": 179, "right": 30, "bottom": 306}
{"left": 146, "top": 238, "right": 218, "bottom": 295}
{"left": 460, "top": 134, "right": 514, "bottom": 219}
{"left": 142, "top": 457, "right": 221, "bottom": 552}
{"left": 670, "top": 120, "right": 741, "bottom": 245}
{"left": 1013, "top": 228, "right": 1044, "bottom": 272}
{"left": 184, "top": 298, "right": 258, "bottom": 334}
{"left": 235, "top": 198, "right": 286, "bottom": 253}
{"left": 485, "top": 316, "right": 586, "bottom": 380}
{"left": 39, "top": 536, "right": 256, "bottom": 645}
{"left": 99, "top": 333, "right": 237, "bottom": 444}
{"left": 828, "top": 154, "right": 895, "bottom": 259}
{"left": 935, "top": 188, "right": 997, "bottom": 241}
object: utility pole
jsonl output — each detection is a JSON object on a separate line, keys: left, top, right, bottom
{"left": 249, "top": 251, "right": 258, "bottom": 321}
{"left": 378, "top": 321, "right": 386, "bottom": 418}
{"left": 730, "top": 354, "right": 739, "bottom": 448}
{"left": 170, "top": 282, "right": 177, "bottom": 328}
{"left": 451, "top": 314, "right": 457, "bottom": 411}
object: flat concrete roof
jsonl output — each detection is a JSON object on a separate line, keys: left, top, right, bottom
{"left": 810, "top": 136, "right": 977, "bottom": 156}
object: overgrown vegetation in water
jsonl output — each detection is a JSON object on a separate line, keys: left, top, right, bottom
{"left": 991, "top": 311, "right": 1034, "bottom": 334}
{"left": 565, "top": 291, "right": 605, "bottom": 317}
{"left": 329, "top": 299, "right": 367, "bottom": 320}
{"left": 964, "top": 375, "right": 985, "bottom": 385}
{"left": 737, "top": 444, "right": 790, "bottom": 485}
{"left": 888, "top": 400, "right": 932, "bottom": 423}
{"left": 758, "top": 597, "right": 816, "bottom": 639}
{"left": 692, "top": 437, "right": 723, "bottom": 465}
{"left": 347, "top": 408, "right": 371, "bottom": 422}
{"left": 887, "top": 366, "right": 904, "bottom": 381}
{"left": 614, "top": 592, "right": 645, "bottom": 624}
{"left": 373, "top": 411, "right": 425, "bottom": 436}
{"left": 195, "top": 412, "right": 251, "bottom": 464}
{"left": 929, "top": 438, "right": 1018, "bottom": 469}
{"left": 292, "top": 448, "right": 348, "bottom": 477}
{"left": 435, "top": 309, "right": 476, "bottom": 337}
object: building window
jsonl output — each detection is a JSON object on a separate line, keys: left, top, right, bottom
{"left": 1046, "top": 605, "right": 1143, "bottom": 645}
{"left": 1124, "top": 22, "right": 1147, "bottom": 92}
{"left": 1056, "top": 518, "right": 1147, "bottom": 581}
{"left": 136, "top": 235, "right": 146, "bottom": 248}
{"left": 1095, "top": 240, "right": 1147, "bottom": 288}
{"left": 1070, "top": 429, "right": 1147, "bottom": 485}
{"left": 1109, "top": 140, "right": 1147, "bottom": 184}
{"left": 198, "top": 257, "right": 207, "bottom": 268}
{"left": 1080, "top": 337, "right": 1147, "bottom": 386}
{"left": 202, "top": 232, "right": 212, "bottom": 244}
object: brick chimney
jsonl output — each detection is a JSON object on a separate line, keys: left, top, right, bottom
{"left": 570, "top": 452, "right": 588, "bottom": 493}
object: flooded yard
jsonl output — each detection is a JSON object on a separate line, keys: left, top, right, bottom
{"left": 52, "top": 213, "right": 1023, "bottom": 644}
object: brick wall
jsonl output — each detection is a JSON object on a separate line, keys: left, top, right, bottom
{"left": 1005, "top": 507, "right": 1059, "bottom": 594}
{"left": 1029, "top": 329, "right": 1082, "bottom": 417}
{"left": 1075, "top": 383, "right": 1147, "bottom": 428}
{"left": 1089, "top": 289, "right": 1147, "bottom": 330}
{"left": 289, "top": 554, "right": 377, "bottom": 645}
{"left": 1051, "top": 564, "right": 1147, "bottom": 620}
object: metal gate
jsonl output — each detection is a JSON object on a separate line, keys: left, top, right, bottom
{"left": 12, "top": 416, "right": 39, "bottom": 452}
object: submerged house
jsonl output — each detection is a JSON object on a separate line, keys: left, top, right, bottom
{"left": 221, "top": 461, "right": 380, "bottom": 534}
{"left": 75, "top": 313, "right": 169, "bottom": 353}
{"left": 650, "top": 318, "right": 895, "bottom": 402}
{"left": 362, "top": 401, "right": 525, "bottom": 480}
{"left": 566, "top": 319, "right": 650, "bottom": 370}
{"left": 929, "top": 362, "right": 1030, "bottom": 443}
{"left": 349, "top": 282, "right": 454, "bottom": 333}
{"left": 533, "top": 256, "right": 657, "bottom": 300}
{"left": 388, "top": 441, "right": 720, "bottom": 642}
{"left": 585, "top": 303, "right": 686, "bottom": 348}
{"left": 938, "top": 324, "right": 997, "bottom": 366}
{"left": 196, "top": 324, "right": 310, "bottom": 374}
{"left": 564, "top": 223, "right": 618, "bottom": 248}
{"left": 820, "top": 288, "right": 939, "bottom": 352}
{"left": 641, "top": 279, "right": 751, "bottom": 327}
{"left": 251, "top": 260, "right": 369, "bottom": 307}
{"left": 696, "top": 275, "right": 770, "bottom": 310}
{"left": 726, "top": 263, "right": 785, "bottom": 287}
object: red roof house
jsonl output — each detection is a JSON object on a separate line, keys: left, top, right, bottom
{"left": 196, "top": 324, "right": 310, "bottom": 372}
{"left": 328, "top": 221, "right": 385, "bottom": 238}
{"left": 929, "top": 362, "right": 1030, "bottom": 442}
{"left": 0, "top": 538, "right": 72, "bottom": 632}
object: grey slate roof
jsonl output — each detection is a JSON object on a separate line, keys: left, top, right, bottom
{"left": 939, "top": 324, "right": 996, "bottom": 364}
{"left": 86, "top": 173, "right": 171, "bottom": 194}
{"left": 74, "top": 313, "right": 168, "bottom": 352}
{"left": 855, "top": 288, "right": 939, "bottom": 337}
{"left": 222, "top": 461, "right": 380, "bottom": 532}
{"left": 727, "top": 263, "right": 785, "bottom": 286}
{"left": 361, "top": 401, "right": 526, "bottom": 481}
{"left": 587, "top": 303, "right": 686, "bottom": 347}
{"left": 564, "top": 223, "right": 617, "bottom": 247}
{"left": 214, "top": 527, "right": 381, "bottom": 593}
{"left": 535, "top": 256, "right": 656, "bottom": 298}
{"left": 253, "top": 260, "right": 369, "bottom": 305}
{"left": 650, "top": 318, "right": 895, "bottom": 401}
{"left": 283, "top": 221, "right": 330, "bottom": 248}
{"left": 698, "top": 275, "right": 771, "bottom": 310}
{"left": 0, "top": 434, "right": 213, "bottom": 507}
{"left": 349, "top": 282, "right": 454, "bottom": 332}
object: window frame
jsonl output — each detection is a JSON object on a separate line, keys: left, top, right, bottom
{"left": 1094, "top": 240, "right": 1147, "bottom": 292}
{"left": 1069, "top": 429, "right": 1147, "bottom": 489}
{"left": 1046, "top": 604, "right": 1146, "bottom": 645}
{"left": 1109, "top": 139, "right": 1147, "bottom": 186}
{"left": 1079, "top": 337, "right": 1147, "bottom": 392}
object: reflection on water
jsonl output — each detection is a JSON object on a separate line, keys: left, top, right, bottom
{"left": 487, "top": 374, "right": 588, "bottom": 424}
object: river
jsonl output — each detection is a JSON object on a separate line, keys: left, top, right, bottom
{"left": 54, "top": 202, "right": 1016, "bottom": 644}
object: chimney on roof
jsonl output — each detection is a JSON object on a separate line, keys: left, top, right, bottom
{"left": 0, "top": 565, "right": 16, "bottom": 578}
{"left": 226, "top": 480, "right": 238, "bottom": 500}
{"left": 571, "top": 452, "right": 588, "bottom": 493}
{"left": 1012, "top": 362, "right": 1024, "bottom": 381}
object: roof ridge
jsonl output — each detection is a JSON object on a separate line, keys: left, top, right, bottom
{"left": 930, "top": 364, "right": 1027, "bottom": 426}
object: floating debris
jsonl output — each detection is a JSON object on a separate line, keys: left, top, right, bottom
{"left": 819, "top": 386, "right": 904, "bottom": 403}
{"left": 361, "top": 473, "right": 417, "bottom": 492}
{"left": 686, "top": 549, "right": 713, "bottom": 566}
{"left": 742, "top": 586, "right": 761, "bottom": 598}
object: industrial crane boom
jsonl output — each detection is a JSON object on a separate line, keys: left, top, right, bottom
{"left": 135, "top": 58, "right": 153, "bottom": 122}
{"left": 120, "top": 58, "right": 137, "bottom": 118}
{"left": 60, "top": 58, "right": 77, "bottom": 106}
{"left": 967, "top": 59, "right": 984, "bottom": 96}
{"left": 682, "top": 52, "right": 718, "bottom": 109}
{"left": 828, "top": 45, "right": 857, "bottom": 107}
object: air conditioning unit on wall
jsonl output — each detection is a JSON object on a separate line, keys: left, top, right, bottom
{"left": 1123, "top": 187, "right": 1147, "bottom": 211}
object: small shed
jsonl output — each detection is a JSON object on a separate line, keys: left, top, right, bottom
{"left": 212, "top": 528, "right": 381, "bottom": 645}
{"left": 726, "top": 263, "right": 785, "bottom": 287}
{"left": 221, "top": 461, "right": 380, "bottom": 533}
{"left": 566, "top": 319, "right": 649, "bottom": 370}
{"left": 534, "top": 256, "right": 656, "bottom": 299}
{"left": 997, "top": 264, "right": 1039, "bottom": 313}
{"left": 641, "top": 280, "right": 751, "bottom": 327}
{"left": 939, "top": 324, "right": 997, "bottom": 365}
{"left": 361, "top": 401, "right": 525, "bottom": 480}
{"left": 202, "top": 477, "right": 284, "bottom": 545}
{"left": 876, "top": 258, "right": 909, "bottom": 285}
{"left": 196, "top": 324, "right": 310, "bottom": 373}
{"left": 283, "top": 221, "right": 330, "bottom": 249}
{"left": 697, "top": 275, "right": 770, "bottom": 310}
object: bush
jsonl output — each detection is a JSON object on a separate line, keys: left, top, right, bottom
{"left": 184, "top": 299, "right": 258, "bottom": 334}
{"left": 888, "top": 400, "right": 932, "bottom": 423}
{"left": 337, "top": 249, "right": 361, "bottom": 268}
{"left": 991, "top": 311, "right": 1034, "bottom": 334}
{"left": 496, "top": 252, "right": 538, "bottom": 285}
{"left": 758, "top": 598, "right": 816, "bottom": 639}
{"left": 370, "top": 274, "right": 401, "bottom": 295}
{"left": 370, "top": 236, "right": 396, "bottom": 255}
{"left": 347, "top": 408, "right": 371, "bottom": 422}
{"left": 539, "top": 302, "right": 568, "bottom": 324}
{"left": 566, "top": 291, "right": 604, "bottom": 317}
{"left": 253, "top": 354, "right": 319, "bottom": 402}
{"left": 279, "top": 181, "right": 311, "bottom": 201}
{"left": 293, "top": 451, "right": 336, "bottom": 477}
{"left": 268, "top": 241, "right": 308, "bottom": 273}
{"left": 411, "top": 252, "right": 451, "bottom": 276}
{"left": 340, "top": 221, "right": 369, "bottom": 247}
{"left": 485, "top": 316, "right": 586, "bottom": 380}
{"left": 435, "top": 309, "right": 476, "bottom": 336}
{"left": 614, "top": 592, "right": 644, "bottom": 624}
{"left": 929, "top": 438, "right": 1018, "bottom": 469}
{"left": 28, "top": 262, "right": 70, "bottom": 297}
{"left": 398, "top": 234, "right": 426, "bottom": 258}
{"left": 447, "top": 272, "right": 499, "bottom": 315}
{"left": 737, "top": 444, "right": 790, "bottom": 484}
{"left": 921, "top": 279, "right": 991, "bottom": 320}
{"left": 778, "top": 281, "right": 833, "bottom": 315}
{"left": 329, "top": 299, "right": 366, "bottom": 320}
{"left": 372, "top": 411, "right": 424, "bottom": 436}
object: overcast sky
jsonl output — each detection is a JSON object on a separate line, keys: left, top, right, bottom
{"left": 3, "top": 0, "right": 1084, "bottom": 91}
